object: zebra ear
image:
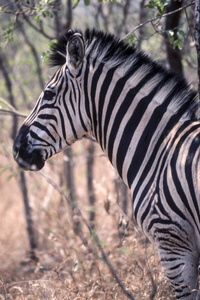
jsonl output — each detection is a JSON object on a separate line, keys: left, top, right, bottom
{"left": 66, "top": 33, "right": 85, "bottom": 73}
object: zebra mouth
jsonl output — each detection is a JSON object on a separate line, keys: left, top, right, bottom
{"left": 13, "top": 124, "right": 45, "bottom": 171}
{"left": 15, "top": 153, "right": 45, "bottom": 171}
{"left": 13, "top": 146, "right": 45, "bottom": 171}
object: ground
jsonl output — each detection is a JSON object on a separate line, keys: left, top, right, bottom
{"left": 0, "top": 138, "right": 175, "bottom": 299}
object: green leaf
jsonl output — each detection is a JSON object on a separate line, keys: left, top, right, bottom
{"left": 124, "top": 34, "right": 137, "bottom": 46}
{"left": 166, "top": 30, "right": 174, "bottom": 37}
{"left": 177, "top": 30, "right": 186, "bottom": 38}
{"left": 145, "top": 0, "right": 170, "bottom": 15}
{"left": 84, "top": 0, "right": 90, "bottom": 5}
{"left": 73, "top": 0, "right": 80, "bottom": 5}
{"left": 177, "top": 41, "right": 183, "bottom": 50}
{"left": 35, "top": 15, "right": 41, "bottom": 22}
{"left": 41, "top": 50, "right": 51, "bottom": 62}
{"left": 169, "top": 36, "right": 174, "bottom": 44}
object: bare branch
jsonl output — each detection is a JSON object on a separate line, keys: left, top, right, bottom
{"left": 0, "top": 98, "right": 27, "bottom": 118}
{"left": 123, "top": 1, "right": 195, "bottom": 40}
{"left": 15, "top": 2, "right": 54, "bottom": 40}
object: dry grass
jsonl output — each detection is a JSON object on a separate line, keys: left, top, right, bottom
{"left": 0, "top": 138, "right": 175, "bottom": 300}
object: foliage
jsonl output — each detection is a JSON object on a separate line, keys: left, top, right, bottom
{"left": 166, "top": 28, "right": 186, "bottom": 49}
{"left": 145, "top": 0, "right": 187, "bottom": 50}
{"left": 124, "top": 34, "right": 138, "bottom": 47}
{"left": 41, "top": 39, "right": 58, "bottom": 62}
{"left": 34, "top": 0, "right": 55, "bottom": 22}
{"left": 145, "top": 0, "right": 170, "bottom": 16}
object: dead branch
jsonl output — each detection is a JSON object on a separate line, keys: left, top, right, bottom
{"left": 0, "top": 98, "right": 27, "bottom": 118}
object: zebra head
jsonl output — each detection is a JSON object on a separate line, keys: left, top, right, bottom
{"left": 13, "top": 31, "right": 90, "bottom": 171}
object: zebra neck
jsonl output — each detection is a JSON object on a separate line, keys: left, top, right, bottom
{"left": 85, "top": 55, "right": 198, "bottom": 188}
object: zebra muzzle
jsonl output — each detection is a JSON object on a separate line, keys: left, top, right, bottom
{"left": 13, "top": 125, "right": 45, "bottom": 171}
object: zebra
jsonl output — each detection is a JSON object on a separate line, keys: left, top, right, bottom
{"left": 13, "top": 29, "right": 200, "bottom": 299}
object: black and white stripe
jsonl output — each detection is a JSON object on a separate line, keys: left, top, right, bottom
{"left": 14, "top": 29, "right": 200, "bottom": 299}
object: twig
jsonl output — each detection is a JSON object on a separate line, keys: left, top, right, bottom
{"left": 123, "top": 1, "right": 195, "bottom": 40}
{"left": 38, "top": 171, "right": 135, "bottom": 300}
{"left": 15, "top": 2, "right": 54, "bottom": 40}
{"left": 0, "top": 98, "right": 27, "bottom": 118}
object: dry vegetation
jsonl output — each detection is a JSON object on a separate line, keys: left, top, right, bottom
{"left": 0, "top": 134, "right": 176, "bottom": 300}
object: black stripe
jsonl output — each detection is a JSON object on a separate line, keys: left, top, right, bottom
{"left": 163, "top": 166, "right": 188, "bottom": 221}
{"left": 97, "top": 66, "right": 118, "bottom": 148}
{"left": 170, "top": 126, "right": 200, "bottom": 228}
{"left": 29, "top": 130, "right": 56, "bottom": 153}
{"left": 108, "top": 72, "right": 165, "bottom": 168}
{"left": 185, "top": 131, "right": 200, "bottom": 222}
{"left": 63, "top": 92, "right": 78, "bottom": 140}
{"left": 38, "top": 114, "right": 58, "bottom": 123}
{"left": 77, "top": 79, "right": 88, "bottom": 132}
{"left": 69, "top": 91, "right": 75, "bottom": 114}
{"left": 103, "top": 58, "right": 144, "bottom": 150}
{"left": 133, "top": 121, "right": 190, "bottom": 219}
{"left": 70, "top": 78, "right": 77, "bottom": 104}
{"left": 117, "top": 75, "right": 175, "bottom": 181}
{"left": 90, "top": 62, "right": 104, "bottom": 138}
{"left": 33, "top": 121, "right": 56, "bottom": 143}
{"left": 83, "top": 57, "right": 92, "bottom": 122}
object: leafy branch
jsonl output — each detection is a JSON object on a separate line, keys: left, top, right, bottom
{"left": 123, "top": 1, "right": 194, "bottom": 49}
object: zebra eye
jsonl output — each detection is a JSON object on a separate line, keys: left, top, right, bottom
{"left": 43, "top": 90, "right": 56, "bottom": 100}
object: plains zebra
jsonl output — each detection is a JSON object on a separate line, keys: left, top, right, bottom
{"left": 13, "top": 29, "right": 200, "bottom": 299}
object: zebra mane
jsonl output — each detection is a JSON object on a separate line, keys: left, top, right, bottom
{"left": 49, "top": 28, "right": 199, "bottom": 121}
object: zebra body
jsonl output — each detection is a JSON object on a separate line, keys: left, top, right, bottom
{"left": 13, "top": 29, "right": 200, "bottom": 299}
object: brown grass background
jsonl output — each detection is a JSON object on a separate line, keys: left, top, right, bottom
{"left": 0, "top": 137, "right": 175, "bottom": 299}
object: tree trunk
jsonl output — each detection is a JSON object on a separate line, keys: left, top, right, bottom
{"left": 17, "top": 20, "right": 45, "bottom": 89}
{"left": 19, "top": 171, "right": 38, "bottom": 260}
{"left": 164, "top": 0, "right": 184, "bottom": 76}
{"left": 63, "top": 148, "right": 80, "bottom": 235}
{"left": 53, "top": 0, "right": 63, "bottom": 38}
{"left": 137, "top": 0, "right": 147, "bottom": 50}
{"left": 114, "top": 176, "right": 129, "bottom": 242}
{"left": 86, "top": 141, "right": 96, "bottom": 229}
{"left": 0, "top": 51, "right": 18, "bottom": 139}
{"left": 194, "top": 0, "right": 200, "bottom": 96}
{"left": 0, "top": 49, "right": 37, "bottom": 260}
{"left": 66, "top": 0, "right": 73, "bottom": 30}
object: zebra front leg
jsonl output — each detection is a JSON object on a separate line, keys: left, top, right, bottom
{"left": 157, "top": 246, "right": 199, "bottom": 299}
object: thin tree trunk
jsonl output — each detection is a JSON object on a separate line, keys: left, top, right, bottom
{"left": 66, "top": 0, "right": 73, "bottom": 30}
{"left": 17, "top": 20, "right": 45, "bottom": 89}
{"left": 53, "top": 0, "right": 63, "bottom": 38}
{"left": 114, "top": 176, "right": 129, "bottom": 242}
{"left": 194, "top": 0, "right": 200, "bottom": 96}
{"left": 19, "top": 171, "right": 38, "bottom": 260}
{"left": 87, "top": 141, "right": 96, "bottom": 229}
{"left": 164, "top": 0, "right": 184, "bottom": 76}
{"left": 119, "top": 0, "right": 131, "bottom": 35}
{"left": 0, "top": 49, "right": 38, "bottom": 260}
{"left": 0, "top": 51, "right": 18, "bottom": 139}
{"left": 137, "top": 0, "right": 147, "bottom": 50}
{"left": 63, "top": 148, "right": 80, "bottom": 235}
